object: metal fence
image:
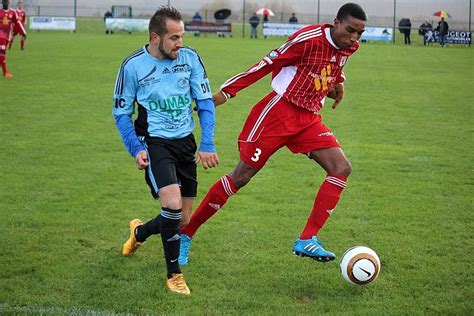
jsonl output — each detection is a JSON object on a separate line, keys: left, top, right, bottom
{"left": 22, "top": 0, "right": 473, "bottom": 41}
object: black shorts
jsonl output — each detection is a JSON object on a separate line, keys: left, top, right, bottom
{"left": 142, "top": 134, "right": 197, "bottom": 199}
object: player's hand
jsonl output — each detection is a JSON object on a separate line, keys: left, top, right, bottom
{"left": 329, "top": 83, "right": 344, "bottom": 109}
{"left": 212, "top": 91, "right": 228, "bottom": 107}
{"left": 327, "top": 88, "right": 337, "bottom": 99}
{"left": 196, "top": 152, "right": 219, "bottom": 169}
{"left": 135, "top": 150, "right": 149, "bottom": 170}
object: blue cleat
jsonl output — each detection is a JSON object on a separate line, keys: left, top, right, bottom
{"left": 292, "top": 236, "right": 336, "bottom": 262}
{"left": 179, "top": 234, "right": 192, "bottom": 266}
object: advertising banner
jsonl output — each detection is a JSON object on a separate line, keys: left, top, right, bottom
{"left": 29, "top": 17, "right": 76, "bottom": 31}
{"left": 184, "top": 21, "right": 232, "bottom": 34}
{"left": 105, "top": 18, "right": 148, "bottom": 32}
{"left": 262, "top": 23, "right": 309, "bottom": 37}
{"left": 360, "top": 27, "right": 393, "bottom": 41}
{"left": 424, "top": 30, "right": 471, "bottom": 45}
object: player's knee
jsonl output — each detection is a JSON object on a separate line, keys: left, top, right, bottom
{"left": 229, "top": 172, "right": 252, "bottom": 189}
{"left": 337, "top": 161, "right": 352, "bottom": 177}
{"left": 228, "top": 161, "right": 259, "bottom": 189}
{"left": 327, "top": 160, "right": 352, "bottom": 177}
{"left": 160, "top": 196, "right": 182, "bottom": 210}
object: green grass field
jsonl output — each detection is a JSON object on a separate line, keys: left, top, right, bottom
{"left": 1, "top": 19, "right": 473, "bottom": 315}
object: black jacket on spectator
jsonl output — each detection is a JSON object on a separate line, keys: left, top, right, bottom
{"left": 249, "top": 15, "right": 260, "bottom": 28}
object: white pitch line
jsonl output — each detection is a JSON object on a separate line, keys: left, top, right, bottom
{"left": 0, "top": 303, "right": 143, "bottom": 316}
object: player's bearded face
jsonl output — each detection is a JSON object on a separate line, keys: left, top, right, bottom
{"left": 158, "top": 19, "right": 184, "bottom": 60}
{"left": 332, "top": 16, "right": 366, "bottom": 49}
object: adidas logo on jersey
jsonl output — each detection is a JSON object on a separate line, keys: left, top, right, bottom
{"left": 162, "top": 67, "right": 171, "bottom": 74}
{"left": 330, "top": 55, "right": 337, "bottom": 63}
{"left": 208, "top": 203, "right": 220, "bottom": 210}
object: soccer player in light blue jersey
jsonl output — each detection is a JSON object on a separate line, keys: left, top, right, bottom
{"left": 112, "top": 6, "right": 219, "bottom": 295}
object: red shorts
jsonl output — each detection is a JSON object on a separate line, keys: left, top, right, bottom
{"left": 12, "top": 23, "right": 24, "bottom": 37}
{"left": 238, "top": 91, "right": 340, "bottom": 169}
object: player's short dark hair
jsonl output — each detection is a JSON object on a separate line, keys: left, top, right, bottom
{"left": 337, "top": 3, "right": 367, "bottom": 22}
{"left": 149, "top": 6, "right": 182, "bottom": 36}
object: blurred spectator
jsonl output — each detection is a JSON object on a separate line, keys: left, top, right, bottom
{"left": 263, "top": 14, "right": 269, "bottom": 39}
{"left": 249, "top": 13, "right": 260, "bottom": 39}
{"left": 192, "top": 11, "right": 202, "bottom": 37}
{"left": 104, "top": 9, "right": 113, "bottom": 22}
{"left": 398, "top": 18, "right": 411, "bottom": 45}
{"left": 289, "top": 13, "right": 298, "bottom": 24}
{"left": 104, "top": 9, "right": 113, "bottom": 34}
{"left": 436, "top": 17, "right": 449, "bottom": 47}
{"left": 192, "top": 11, "right": 202, "bottom": 22}
{"left": 418, "top": 21, "right": 433, "bottom": 45}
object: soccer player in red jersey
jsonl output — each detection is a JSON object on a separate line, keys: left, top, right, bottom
{"left": 0, "top": 0, "right": 26, "bottom": 78}
{"left": 179, "top": 3, "right": 367, "bottom": 265}
{"left": 8, "top": 0, "right": 26, "bottom": 50}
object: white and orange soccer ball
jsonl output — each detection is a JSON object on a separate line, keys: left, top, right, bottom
{"left": 340, "top": 246, "right": 380, "bottom": 285}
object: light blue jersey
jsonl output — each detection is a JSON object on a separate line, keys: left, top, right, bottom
{"left": 113, "top": 45, "right": 212, "bottom": 140}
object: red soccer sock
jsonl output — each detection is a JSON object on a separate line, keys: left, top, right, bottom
{"left": 180, "top": 175, "right": 238, "bottom": 238}
{"left": 8, "top": 40, "right": 13, "bottom": 50}
{"left": 0, "top": 55, "right": 7, "bottom": 75}
{"left": 20, "top": 39, "right": 25, "bottom": 50}
{"left": 299, "top": 175, "right": 347, "bottom": 239}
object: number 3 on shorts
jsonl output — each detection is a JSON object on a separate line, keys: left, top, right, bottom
{"left": 251, "top": 148, "right": 262, "bottom": 162}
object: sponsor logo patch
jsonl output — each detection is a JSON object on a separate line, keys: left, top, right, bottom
{"left": 138, "top": 66, "right": 160, "bottom": 87}
{"left": 268, "top": 50, "right": 279, "bottom": 59}
{"left": 172, "top": 63, "right": 191, "bottom": 73}
{"left": 147, "top": 94, "right": 192, "bottom": 118}
{"left": 178, "top": 78, "right": 189, "bottom": 88}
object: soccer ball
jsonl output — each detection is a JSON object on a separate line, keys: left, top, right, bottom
{"left": 340, "top": 246, "right": 380, "bottom": 285}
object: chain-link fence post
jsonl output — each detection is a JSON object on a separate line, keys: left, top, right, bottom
{"left": 392, "top": 0, "right": 397, "bottom": 43}
{"left": 242, "top": 0, "right": 246, "bottom": 38}
{"left": 469, "top": 0, "right": 472, "bottom": 46}
{"left": 317, "top": 0, "right": 320, "bottom": 24}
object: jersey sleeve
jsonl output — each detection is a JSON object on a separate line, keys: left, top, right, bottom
{"left": 196, "top": 98, "right": 216, "bottom": 153}
{"left": 189, "top": 51, "right": 212, "bottom": 101}
{"left": 112, "top": 61, "right": 137, "bottom": 116}
{"left": 112, "top": 60, "right": 145, "bottom": 158}
{"left": 220, "top": 40, "right": 304, "bottom": 97}
{"left": 336, "top": 70, "right": 346, "bottom": 84}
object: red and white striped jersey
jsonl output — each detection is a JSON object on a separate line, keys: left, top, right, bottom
{"left": 0, "top": 8, "right": 25, "bottom": 40}
{"left": 221, "top": 24, "right": 359, "bottom": 113}
{"left": 16, "top": 8, "right": 26, "bottom": 25}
